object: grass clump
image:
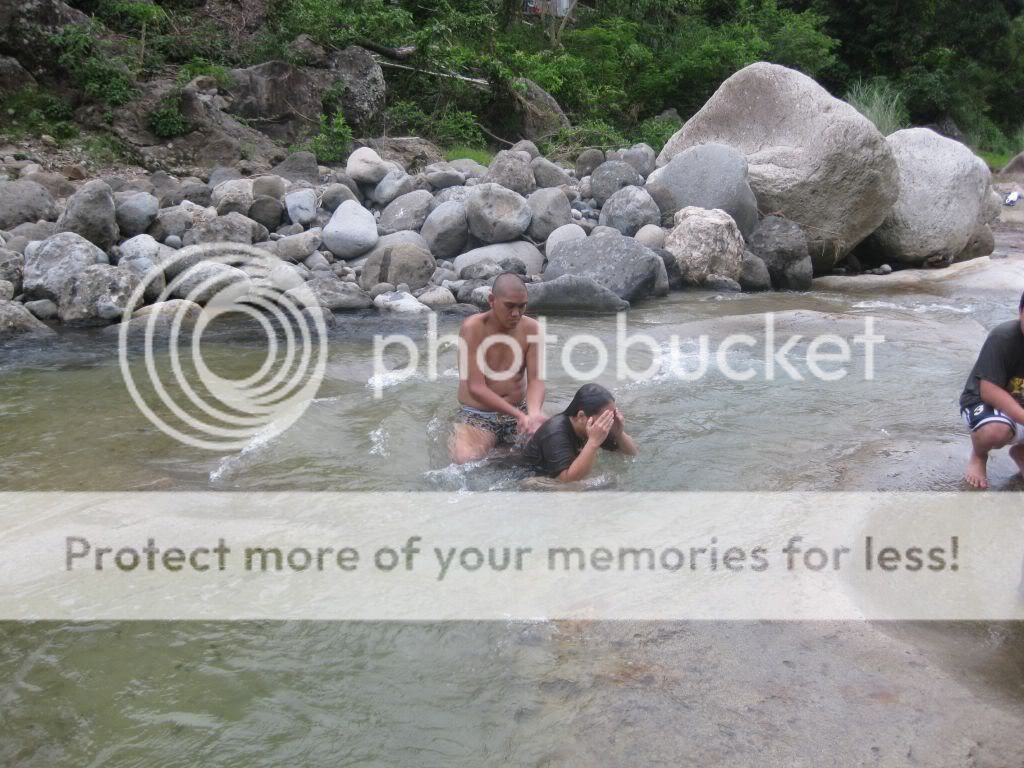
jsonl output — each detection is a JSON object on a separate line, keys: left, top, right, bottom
{"left": 0, "top": 87, "right": 78, "bottom": 143}
{"left": 177, "top": 57, "right": 233, "bottom": 89}
{"left": 148, "top": 92, "right": 189, "bottom": 138}
{"left": 845, "top": 79, "right": 910, "bottom": 136}
{"left": 294, "top": 113, "right": 353, "bottom": 163}
{"left": 445, "top": 146, "right": 494, "bottom": 165}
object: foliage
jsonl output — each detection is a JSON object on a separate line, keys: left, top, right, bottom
{"left": 295, "top": 113, "right": 354, "bottom": 163}
{"left": 844, "top": 79, "right": 910, "bottom": 136}
{"left": 540, "top": 120, "right": 628, "bottom": 162}
{"left": 49, "top": 22, "right": 137, "bottom": 106}
{"left": 445, "top": 146, "right": 495, "bottom": 165}
{"left": 177, "top": 58, "right": 233, "bottom": 89}
{"left": 148, "top": 92, "right": 189, "bottom": 139}
{"left": 385, "top": 101, "right": 485, "bottom": 148}
{"left": 0, "top": 88, "right": 77, "bottom": 143}
{"left": 81, "top": 135, "right": 129, "bottom": 166}
{"left": 631, "top": 115, "right": 683, "bottom": 152}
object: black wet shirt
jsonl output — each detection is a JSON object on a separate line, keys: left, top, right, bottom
{"left": 523, "top": 414, "right": 617, "bottom": 478}
{"left": 960, "top": 319, "right": 1024, "bottom": 409}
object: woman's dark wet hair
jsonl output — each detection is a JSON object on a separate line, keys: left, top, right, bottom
{"left": 562, "top": 383, "right": 615, "bottom": 417}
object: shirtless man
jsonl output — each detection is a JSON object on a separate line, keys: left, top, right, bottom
{"left": 960, "top": 290, "right": 1024, "bottom": 488}
{"left": 450, "top": 272, "right": 547, "bottom": 464}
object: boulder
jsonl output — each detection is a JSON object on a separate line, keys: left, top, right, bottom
{"left": 276, "top": 229, "right": 323, "bottom": 262}
{"left": 0, "top": 300, "right": 55, "bottom": 339}
{"left": 635, "top": 224, "right": 665, "bottom": 250}
{"left": 132, "top": 299, "right": 203, "bottom": 323}
{"left": 608, "top": 144, "right": 657, "bottom": 178}
{"left": 423, "top": 163, "right": 466, "bottom": 190}
{"left": 285, "top": 188, "right": 319, "bottom": 227}
{"left": 248, "top": 195, "right": 285, "bottom": 231}
{"left": 0, "top": 180, "right": 58, "bottom": 230}
{"left": 465, "top": 183, "right": 532, "bottom": 243}
{"left": 379, "top": 190, "right": 434, "bottom": 234}
{"left": 0, "top": 280, "right": 12, "bottom": 300}
{"left": 228, "top": 62, "right": 322, "bottom": 144}
{"left": 645, "top": 143, "right": 759, "bottom": 237}
{"left": 453, "top": 242, "right": 544, "bottom": 277}
{"left": 705, "top": 275, "right": 742, "bottom": 292}
{"left": 591, "top": 161, "right": 642, "bottom": 207}
{"left": 416, "top": 285, "right": 457, "bottom": 309}
{"left": 211, "top": 178, "right": 254, "bottom": 216}
{"left": 858, "top": 128, "right": 996, "bottom": 268}
{"left": 347, "top": 147, "right": 390, "bottom": 185}
{"left": 373, "top": 291, "right": 430, "bottom": 314}
{"left": 739, "top": 251, "right": 772, "bottom": 292}
{"left": 357, "top": 137, "right": 444, "bottom": 172}
{"left": 0, "top": 248, "right": 24, "bottom": 294}
{"left": 546, "top": 223, "right": 588, "bottom": 258}
{"left": 511, "top": 140, "right": 540, "bottom": 159}
{"left": 483, "top": 151, "right": 536, "bottom": 196}
{"left": 322, "top": 46, "right": 386, "bottom": 133}
{"left": 321, "top": 183, "right": 358, "bottom": 212}
{"left": 272, "top": 152, "right": 320, "bottom": 185}
{"left": 1001, "top": 151, "right": 1024, "bottom": 178}
{"left": 56, "top": 180, "right": 119, "bottom": 250}
{"left": 0, "top": 0, "right": 88, "bottom": 73}
{"left": 664, "top": 207, "right": 746, "bottom": 286}
{"left": 183, "top": 212, "right": 265, "bottom": 246}
{"left": 170, "top": 262, "right": 251, "bottom": 305}
{"left": 323, "top": 200, "right": 378, "bottom": 259}
{"left": 252, "top": 175, "right": 287, "bottom": 200}
{"left": 0, "top": 54, "right": 35, "bottom": 97}
{"left": 432, "top": 186, "right": 472, "bottom": 209}
{"left": 598, "top": 186, "right": 660, "bottom": 236}
{"left": 746, "top": 215, "right": 812, "bottom": 291}
{"left": 508, "top": 77, "right": 570, "bottom": 142}
{"left": 421, "top": 201, "right": 468, "bottom": 260}
{"left": 22, "top": 172, "right": 75, "bottom": 200}
{"left": 526, "top": 275, "right": 629, "bottom": 314}
{"left": 23, "top": 232, "right": 105, "bottom": 301}
{"left": 117, "top": 234, "right": 169, "bottom": 303}
{"left": 373, "top": 171, "right": 416, "bottom": 207}
{"left": 448, "top": 159, "right": 489, "bottom": 180}
{"left": 576, "top": 149, "right": 605, "bottom": 179}
{"left": 288, "top": 276, "right": 373, "bottom": 311}
{"left": 543, "top": 233, "right": 662, "bottom": 302}
{"left": 531, "top": 156, "right": 573, "bottom": 188}
{"left": 527, "top": 188, "right": 572, "bottom": 241}
{"left": 115, "top": 192, "right": 160, "bottom": 238}
{"left": 358, "top": 243, "right": 435, "bottom": 291}
{"left": 657, "top": 62, "right": 899, "bottom": 271}
{"left": 24, "top": 299, "right": 58, "bottom": 320}
{"left": 57, "top": 264, "right": 141, "bottom": 326}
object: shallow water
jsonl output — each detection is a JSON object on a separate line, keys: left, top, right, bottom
{"left": 3, "top": 251, "right": 1024, "bottom": 765}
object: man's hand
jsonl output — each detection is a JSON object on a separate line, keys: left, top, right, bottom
{"left": 524, "top": 411, "right": 547, "bottom": 435}
{"left": 586, "top": 410, "right": 614, "bottom": 445}
{"left": 612, "top": 407, "right": 625, "bottom": 436}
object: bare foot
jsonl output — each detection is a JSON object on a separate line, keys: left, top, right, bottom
{"left": 964, "top": 452, "right": 989, "bottom": 489}
{"left": 1010, "top": 444, "right": 1024, "bottom": 477}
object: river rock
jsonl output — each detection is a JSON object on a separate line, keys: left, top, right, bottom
{"left": 416, "top": 284, "right": 457, "bottom": 309}
{"left": 0, "top": 280, "right": 12, "bottom": 301}
{"left": 22, "top": 172, "right": 75, "bottom": 200}
{"left": 591, "top": 161, "right": 643, "bottom": 207}
{"left": 531, "top": 157, "right": 572, "bottom": 188}
{"left": 449, "top": 159, "right": 489, "bottom": 179}
{"left": 373, "top": 291, "right": 430, "bottom": 314}
{"left": 323, "top": 200, "right": 378, "bottom": 259}
{"left": 546, "top": 223, "right": 588, "bottom": 259}
{"left": 23, "top": 232, "right": 106, "bottom": 301}
{"left": 664, "top": 207, "right": 745, "bottom": 286}
{"left": 543, "top": 233, "right": 662, "bottom": 302}
{"left": 24, "top": 299, "right": 58, "bottom": 320}
{"left": 56, "top": 180, "right": 118, "bottom": 250}
{"left": 858, "top": 128, "right": 996, "bottom": 268}
{"left": 248, "top": 195, "right": 285, "bottom": 231}
{"left": 608, "top": 144, "right": 657, "bottom": 178}
{"left": 347, "top": 147, "right": 390, "bottom": 185}
{"left": 635, "top": 224, "right": 666, "bottom": 250}
{"left": 379, "top": 190, "right": 434, "bottom": 234}
{"left": 252, "top": 175, "right": 286, "bottom": 200}
{"left": 466, "top": 184, "right": 532, "bottom": 243}
{"left": 454, "top": 242, "right": 544, "bottom": 277}
{"left": 526, "top": 274, "right": 629, "bottom": 314}
{"left": 0, "top": 248, "right": 23, "bottom": 294}
{"left": 320, "top": 183, "right": 357, "bottom": 212}
{"left": 646, "top": 143, "right": 759, "bottom": 238}
{"left": 747, "top": 216, "right": 813, "bottom": 291}
{"left": 212, "top": 179, "right": 254, "bottom": 216}
{"left": 483, "top": 151, "right": 536, "bottom": 196}
{"left": 288, "top": 276, "right": 372, "bottom": 311}
{"left": 739, "top": 251, "right": 772, "bottom": 292}
{"left": 0, "top": 300, "right": 55, "bottom": 339}
{"left": 276, "top": 229, "right": 322, "bottom": 262}
{"left": 271, "top": 152, "right": 320, "bottom": 184}
{"left": 358, "top": 243, "right": 435, "bottom": 291}
{"left": 285, "top": 188, "right": 318, "bottom": 227}
{"left": 117, "top": 235, "right": 169, "bottom": 302}
{"left": 133, "top": 299, "right": 203, "bottom": 323}
{"left": 0, "top": 180, "right": 57, "bottom": 230}
{"left": 432, "top": 186, "right": 471, "bottom": 210}
{"left": 183, "top": 212, "right": 265, "bottom": 246}
{"left": 598, "top": 186, "right": 660, "bottom": 236}
{"left": 575, "top": 149, "right": 605, "bottom": 179}
{"left": 657, "top": 62, "right": 898, "bottom": 271}
{"left": 115, "top": 192, "right": 159, "bottom": 238}
{"left": 421, "top": 201, "right": 468, "bottom": 260}
{"left": 527, "top": 188, "right": 572, "bottom": 242}
{"left": 57, "top": 264, "right": 141, "bottom": 326}
{"left": 171, "top": 262, "right": 251, "bottom": 305}
{"left": 424, "top": 163, "right": 465, "bottom": 190}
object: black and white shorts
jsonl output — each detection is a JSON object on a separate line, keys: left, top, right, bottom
{"left": 961, "top": 403, "right": 1024, "bottom": 443}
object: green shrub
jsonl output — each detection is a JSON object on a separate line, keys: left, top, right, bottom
{"left": 0, "top": 87, "right": 77, "bottom": 143}
{"left": 445, "top": 146, "right": 494, "bottom": 165}
{"left": 82, "top": 134, "right": 128, "bottom": 166}
{"left": 49, "top": 22, "right": 137, "bottom": 107}
{"left": 385, "top": 100, "right": 485, "bottom": 149}
{"left": 631, "top": 115, "right": 682, "bottom": 153}
{"left": 540, "top": 120, "right": 628, "bottom": 162}
{"left": 845, "top": 79, "right": 910, "bottom": 137}
{"left": 177, "top": 57, "right": 233, "bottom": 88}
{"left": 148, "top": 92, "right": 189, "bottom": 138}
{"left": 297, "top": 113, "right": 354, "bottom": 163}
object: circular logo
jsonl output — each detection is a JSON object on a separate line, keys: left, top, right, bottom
{"left": 118, "top": 243, "right": 328, "bottom": 451}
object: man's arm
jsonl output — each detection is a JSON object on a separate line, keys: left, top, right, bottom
{"left": 460, "top": 320, "right": 525, "bottom": 420}
{"left": 523, "top": 319, "right": 546, "bottom": 433}
{"left": 610, "top": 408, "right": 638, "bottom": 455}
{"left": 980, "top": 379, "right": 1024, "bottom": 423}
{"left": 558, "top": 410, "right": 614, "bottom": 482}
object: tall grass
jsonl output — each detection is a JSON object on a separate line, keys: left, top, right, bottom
{"left": 845, "top": 79, "right": 910, "bottom": 137}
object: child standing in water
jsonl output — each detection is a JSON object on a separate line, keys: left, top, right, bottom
{"left": 523, "top": 384, "right": 638, "bottom": 482}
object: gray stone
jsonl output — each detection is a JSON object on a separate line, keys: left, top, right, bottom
{"left": 598, "top": 186, "right": 660, "bottom": 236}
{"left": 421, "top": 201, "right": 468, "bottom": 260}
{"left": 449, "top": 159, "right": 489, "bottom": 179}
{"left": 416, "top": 284, "right": 456, "bottom": 308}
{"left": 248, "top": 195, "right": 285, "bottom": 231}
{"left": 635, "top": 224, "right": 666, "bottom": 250}
{"left": 56, "top": 180, "right": 118, "bottom": 250}
{"left": 285, "top": 188, "right": 319, "bottom": 227}
{"left": 179, "top": 182, "right": 211, "bottom": 207}
{"left": 543, "top": 233, "right": 662, "bottom": 302}
{"left": 545, "top": 223, "right": 588, "bottom": 259}
{"left": 252, "top": 175, "right": 287, "bottom": 200}
{"left": 117, "top": 234, "right": 170, "bottom": 303}
{"left": 608, "top": 144, "right": 657, "bottom": 178}
{"left": 739, "top": 251, "right": 772, "bottom": 292}
{"left": 212, "top": 179, "right": 254, "bottom": 216}
{"left": 511, "top": 140, "right": 541, "bottom": 159}
{"left": 58, "top": 264, "right": 141, "bottom": 326}
{"left": 454, "top": 242, "right": 544, "bottom": 277}
{"left": 0, "top": 180, "right": 57, "bottom": 230}
{"left": 424, "top": 163, "right": 466, "bottom": 190}
{"left": 347, "top": 147, "right": 390, "bottom": 185}
{"left": 183, "top": 212, "right": 266, "bottom": 246}
{"left": 272, "top": 151, "right": 320, "bottom": 184}
{"left": 323, "top": 200, "right": 378, "bottom": 259}
{"left": 358, "top": 243, "right": 436, "bottom": 291}
{"left": 526, "top": 274, "right": 629, "bottom": 314}
{"left": 373, "top": 291, "right": 430, "bottom": 314}
{"left": 165, "top": 235, "right": 182, "bottom": 249}
{"left": 530, "top": 156, "right": 572, "bottom": 189}
{"left": 646, "top": 143, "right": 759, "bottom": 237}
{"left": 373, "top": 170, "right": 416, "bottom": 206}
{"left": 320, "top": 183, "right": 357, "bottom": 212}
{"left": 527, "top": 188, "right": 572, "bottom": 242}
{"left": 288, "top": 276, "right": 373, "bottom": 311}
{"left": 747, "top": 216, "right": 813, "bottom": 291}
{"left": 23, "top": 232, "right": 106, "bottom": 301}
{"left": 483, "top": 151, "right": 536, "bottom": 196}
{"left": 7, "top": 220, "right": 56, "bottom": 242}
{"left": 379, "top": 190, "right": 434, "bottom": 234}
{"left": 591, "top": 161, "right": 642, "bottom": 207}
{"left": 575, "top": 148, "right": 605, "bottom": 179}
{"left": 369, "top": 282, "right": 396, "bottom": 299}
{"left": 277, "top": 229, "right": 323, "bottom": 262}
{"left": 0, "top": 280, "right": 12, "bottom": 300}
{"left": 461, "top": 261, "right": 502, "bottom": 280}
{"left": 148, "top": 206, "right": 195, "bottom": 242}
{"left": 115, "top": 192, "right": 159, "bottom": 238}
{"left": 22, "top": 171, "right": 75, "bottom": 199}
{"left": 664, "top": 207, "right": 746, "bottom": 286}
{"left": 303, "top": 251, "right": 330, "bottom": 271}
{"left": 24, "top": 299, "right": 58, "bottom": 320}
{"left": 432, "top": 186, "right": 471, "bottom": 209}
{"left": 0, "top": 300, "right": 55, "bottom": 339}
{"left": 466, "top": 184, "right": 532, "bottom": 243}
{"left": 705, "top": 274, "right": 742, "bottom": 292}
{"left": 0, "top": 248, "right": 23, "bottom": 294}
{"left": 170, "top": 262, "right": 251, "bottom": 305}
{"left": 207, "top": 167, "right": 242, "bottom": 189}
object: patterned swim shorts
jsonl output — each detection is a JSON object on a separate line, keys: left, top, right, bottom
{"left": 456, "top": 400, "right": 528, "bottom": 446}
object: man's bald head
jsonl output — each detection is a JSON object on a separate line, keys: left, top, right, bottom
{"left": 492, "top": 271, "right": 527, "bottom": 298}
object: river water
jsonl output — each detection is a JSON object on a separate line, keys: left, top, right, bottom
{"left": 2, "top": 242, "right": 1024, "bottom": 765}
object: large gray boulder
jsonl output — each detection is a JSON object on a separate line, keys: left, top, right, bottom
{"left": 664, "top": 207, "right": 746, "bottom": 286}
{"left": 421, "top": 201, "right": 468, "bottom": 260}
{"left": 23, "top": 232, "right": 106, "bottom": 301}
{"left": 57, "top": 264, "right": 141, "bottom": 326}
{"left": 285, "top": 188, "right": 319, "bottom": 227}
{"left": 117, "top": 234, "right": 170, "bottom": 303}
{"left": 0, "top": 248, "right": 24, "bottom": 295}
{"left": 0, "top": 301, "right": 55, "bottom": 339}
{"left": 323, "top": 46, "right": 386, "bottom": 133}
{"left": 858, "top": 128, "right": 997, "bottom": 268}
{"left": 358, "top": 243, "right": 435, "bottom": 291}
{"left": 526, "top": 275, "right": 629, "bottom": 314}
{"left": 0, "top": 180, "right": 58, "bottom": 230}
{"left": 182, "top": 212, "right": 266, "bottom": 246}
{"left": 657, "top": 62, "right": 899, "bottom": 271}
{"left": 645, "top": 143, "right": 759, "bottom": 238}
{"left": 543, "top": 233, "right": 662, "bottom": 302}
{"left": 608, "top": 144, "right": 657, "bottom": 178}
{"left": 508, "top": 77, "right": 570, "bottom": 142}
{"left": 465, "top": 184, "right": 532, "bottom": 243}
{"left": 323, "top": 200, "right": 378, "bottom": 259}
{"left": 747, "top": 216, "right": 813, "bottom": 290}
{"left": 271, "top": 152, "right": 320, "bottom": 185}
{"left": 453, "top": 242, "right": 544, "bottom": 277}
{"left": 576, "top": 148, "right": 605, "bottom": 179}
{"left": 527, "top": 188, "right": 572, "bottom": 242}
{"left": 545, "top": 223, "right": 588, "bottom": 259}
{"left": 211, "top": 178, "right": 254, "bottom": 216}
{"left": 598, "top": 186, "right": 660, "bottom": 237}
{"left": 591, "top": 161, "right": 643, "bottom": 207}
{"left": 115, "top": 192, "right": 160, "bottom": 238}
{"left": 531, "top": 156, "right": 572, "bottom": 188}
{"left": 228, "top": 62, "right": 322, "bottom": 144}
{"left": 346, "top": 147, "right": 390, "bottom": 185}
{"left": 288, "top": 276, "right": 373, "bottom": 311}
{"left": 248, "top": 195, "right": 285, "bottom": 231}
{"left": 483, "top": 151, "right": 536, "bottom": 196}
{"left": 379, "top": 190, "right": 434, "bottom": 234}
{"left": 373, "top": 171, "right": 417, "bottom": 207}
{"left": 56, "top": 180, "right": 119, "bottom": 251}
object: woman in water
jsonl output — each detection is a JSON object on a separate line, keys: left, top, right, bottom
{"left": 522, "top": 383, "right": 638, "bottom": 482}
